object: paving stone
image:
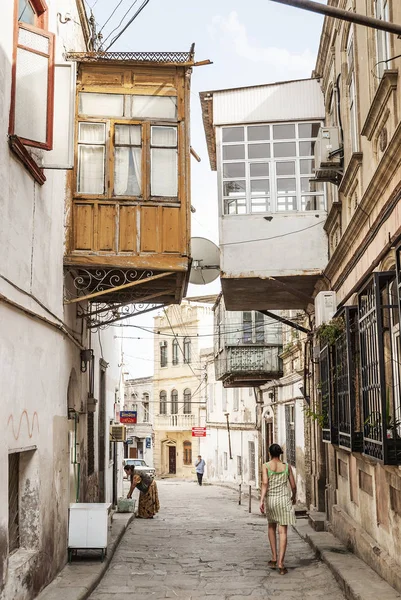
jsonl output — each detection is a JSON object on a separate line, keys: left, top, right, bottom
{"left": 86, "top": 481, "right": 346, "bottom": 600}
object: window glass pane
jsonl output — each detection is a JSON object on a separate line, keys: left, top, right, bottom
{"left": 277, "top": 196, "right": 297, "bottom": 211}
{"left": 18, "top": 28, "right": 49, "bottom": 53}
{"left": 251, "top": 198, "right": 270, "bottom": 213}
{"left": 273, "top": 142, "right": 296, "bottom": 157}
{"left": 115, "top": 124, "right": 141, "bottom": 145}
{"left": 301, "top": 177, "right": 323, "bottom": 193}
{"left": 79, "top": 93, "right": 124, "bottom": 117}
{"left": 301, "top": 195, "right": 325, "bottom": 211}
{"left": 273, "top": 124, "right": 295, "bottom": 139}
{"left": 277, "top": 178, "right": 296, "bottom": 194}
{"left": 114, "top": 147, "right": 142, "bottom": 196}
{"left": 298, "top": 123, "right": 320, "bottom": 138}
{"left": 226, "top": 198, "right": 246, "bottom": 215}
{"left": 248, "top": 144, "right": 270, "bottom": 159}
{"left": 300, "top": 159, "right": 314, "bottom": 174}
{"left": 151, "top": 148, "right": 177, "bottom": 196}
{"left": 222, "top": 127, "right": 244, "bottom": 142}
{"left": 299, "top": 141, "right": 316, "bottom": 156}
{"left": 78, "top": 122, "right": 106, "bottom": 143}
{"left": 223, "top": 180, "right": 246, "bottom": 196}
{"left": 276, "top": 161, "right": 295, "bottom": 176}
{"left": 223, "top": 145, "right": 245, "bottom": 160}
{"left": 248, "top": 125, "right": 270, "bottom": 141}
{"left": 223, "top": 163, "right": 245, "bottom": 178}
{"left": 251, "top": 180, "right": 270, "bottom": 195}
{"left": 77, "top": 146, "right": 105, "bottom": 194}
{"left": 15, "top": 47, "right": 48, "bottom": 144}
{"left": 131, "top": 95, "right": 177, "bottom": 119}
{"left": 151, "top": 126, "right": 177, "bottom": 147}
{"left": 250, "top": 163, "right": 269, "bottom": 177}
{"left": 18, "top": 0, "right": 35, "bottom": 25}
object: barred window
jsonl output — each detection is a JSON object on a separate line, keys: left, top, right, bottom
{"left": 285, "top": 405, "right": 296, "bottom": 466}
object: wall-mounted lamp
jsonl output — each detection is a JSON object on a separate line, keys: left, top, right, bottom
{"left": 80, "top": 349, "right": 94, "bottom": 373}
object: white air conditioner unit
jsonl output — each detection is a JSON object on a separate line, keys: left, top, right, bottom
{"left": 314, "top": 127, "right": 342, "bottom": 181}
{"left": 315, "top": 291, "right": 337, "bottom": 328}
{"left": 109, "top": 424, "right": 126, "bottom": 442}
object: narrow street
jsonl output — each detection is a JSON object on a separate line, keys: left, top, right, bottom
{"left": 90, "top": 481, "right": 346, "bottom": 600}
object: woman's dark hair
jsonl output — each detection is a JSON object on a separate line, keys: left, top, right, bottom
{"left": 269, "top": 443, "right": 283, "bottom": 458}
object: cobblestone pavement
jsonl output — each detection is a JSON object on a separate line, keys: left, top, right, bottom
{"left": 89, "top": 481, "right": 346, "bottom": 600}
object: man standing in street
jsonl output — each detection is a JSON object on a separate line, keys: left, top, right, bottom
{"left": 195, "top": 455, "right": 205, "bottom": 486}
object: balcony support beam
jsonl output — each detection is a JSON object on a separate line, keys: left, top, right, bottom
{"left": 258, "top": 310, "right": 310, "bottom": 335}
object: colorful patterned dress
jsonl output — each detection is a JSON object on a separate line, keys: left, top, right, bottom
{"left": 265, "top": 463, "right": 296, "bottom": 526}
{"left": 132, "top": 473, "right": 160, "bottom": 519}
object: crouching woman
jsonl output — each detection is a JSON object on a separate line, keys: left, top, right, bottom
{"left": 124, "top": 465, "right": 160, "bottom": 519}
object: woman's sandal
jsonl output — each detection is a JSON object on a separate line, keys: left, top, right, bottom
{"left": 268, "top": 560, "right": 277, "bottom": 569}
{"left": 278, "top": 566, "right": 288, "bottom": 575}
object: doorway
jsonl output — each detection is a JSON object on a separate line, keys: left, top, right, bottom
{"left": 265, "top": 420, "right": 273, "bottom": 462}
{"left": 129, "top": 447, "right": 138, "bottom": 459}
{"left": 168, "top": 446, "right": 176, "bottom": 474}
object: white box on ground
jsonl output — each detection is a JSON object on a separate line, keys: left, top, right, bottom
{"left": 68, "top": 503, "right": 112, "bottom": 550}
{"left": 315, "top": 291, "right": 336, "bottom": 327}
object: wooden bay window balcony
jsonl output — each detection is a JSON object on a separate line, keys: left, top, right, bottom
{"left": 64, "top": 52, "right": 193, "bottom": 311}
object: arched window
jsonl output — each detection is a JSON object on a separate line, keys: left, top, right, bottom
{"left": 143, "top": 393, "right": 149, "bottom": 422}
{"left": 159, "top": 390, "right": 167, "bottom": 415}
{"left": 172, "top": 338, "right": 179, "bottom": 365}
{"left": 183, "top": 441, "right": 192, "bottom": 465}
{"left": 171, "top": 389, "right": 178, "bottom": 414}
{"left": 183, "top": 337, "right": 191, "bottom": 364}
{"left": 160, "top": 340, "right": 168, "bottom": 367}
{"left": 183, "top": 388, "right": 191, "bottom": 414}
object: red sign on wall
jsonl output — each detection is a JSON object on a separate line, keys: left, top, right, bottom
{"left": 119, "top": 411, "right": 137, "bottom": 424}
{"left": 192, "top": 427, "right": 207, "bottom": 437}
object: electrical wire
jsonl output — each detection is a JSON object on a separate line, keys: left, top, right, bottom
{"left": 220, "top": 219, "right": 326, "bottom": 247}
{"left": 162, "top": 308, "right": 201, "bottom": 381}
{"left": 105, "top": 0, "right": 151, "bottom": 51}
{"left": 100, "top": 0, "right": 139, "bottom": 47}
{"left": 98, "top": 0, "right": 125, "bottom": 34}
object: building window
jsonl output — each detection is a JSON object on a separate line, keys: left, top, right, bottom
{"left": 237, "top": 455, "right": 242, "bottom": 477}
{"left": 172, "top": 338, "right": 179, "bottom": 365}
{"left": 183, "top": 388, "right": 191, "bottom": 414}
{"left": 183, "top": 441, "right": 192, "bottom": 465}
{"left": 285, "top": 405, "right": 296, "bottom": 466}
{"left": 233, "top": 388, "right": 240, "bottom": 411}
{"left": 143, "top": 393, "right": 149, "bottom": 423}
{"left": 9, "top": 0, "right": 55, "bottom": 150}
{"left": 346, "top": 30, "right": 358, "bottom": 153}
{"left": 8, "top": 452, "right": 20, "bottom": 553}
{"left": 159, "top": 390, "right": 167, "bottom": 415}
{"left": 171, "top": 389, "right": 178, "bottom": 415}
{"left": 222, "top": 386, "right": 227, "bottom": 412}
{"left": 375, "top": 0, "right": 390, "bottom": 78}
{"left": 248, "top": 441, "right": 256, "bottom": 480}
{"left": 76, "top": 98, "right": 178, "bottom": 200}
{"left": 242, "top": 312, "right": 265, "bottom": 344}
{"left": 208, "top": 383, "right": 214, "bottom": 415}
{"left": 183, "top": 337, "right": 191, "bottom": 364}
{"left": 221, "top": 121, "right": 324, "bottom": 215}
{"left": 160, "top": 341, "right": 168, "bottom": 367}
{"left": 224, "top": 452, "right": 228, "bottom": 470}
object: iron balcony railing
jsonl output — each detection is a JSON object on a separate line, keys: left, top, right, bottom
{"left": 215, "top": 345, "right": 283, "bottom": 381}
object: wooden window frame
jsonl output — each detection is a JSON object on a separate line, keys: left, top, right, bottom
{"left": 183, "top": 441, "right": 192, "bottom": 466}
{"left": 74, "top": 118, "right": 180, "bottom": 204}
{"left": 9, "top": 0, "right": 55, "bottom": 151}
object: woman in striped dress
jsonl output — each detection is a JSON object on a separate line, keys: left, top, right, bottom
{"left": 260, "top": 444, "right": 296, "bottom": 575}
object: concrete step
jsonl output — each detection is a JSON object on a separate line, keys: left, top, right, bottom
{"left": 295, "top": 520, "right": 401, "bottom": 600}
{"left": 308, "top": 510, "right": 326, "bottom": 531}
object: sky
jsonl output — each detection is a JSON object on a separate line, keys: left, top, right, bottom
{"left": 88, "top": 0, "right": 325, "bottom": 378}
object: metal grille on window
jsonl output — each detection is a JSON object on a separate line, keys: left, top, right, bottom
{"left": 285, "top": 405, "right": 296, "bottom": 466}
{"left": 334, "top": 307, "right": 363, "bottom": 451}
{"left": 358, "top": 271, "right": 401, "bottom": 464}
{"left": 8, "top": 453, "right": 20, "bottom": 554}
{"left": 87, "top": 412, "right": 95, "bottom": 476}
{"left": 248, "top": 441, "right": 256, "bottom": 480}
{"left": 319, "top": 345, "right": 338, "bottom": 443}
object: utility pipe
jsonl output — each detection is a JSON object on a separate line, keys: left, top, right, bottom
{"left": 268, "top": 0, "right": 401, "bottom": 36}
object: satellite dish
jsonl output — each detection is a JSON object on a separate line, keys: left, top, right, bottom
{"left": 189, "top": 237, "right": 220, "bottom": 285}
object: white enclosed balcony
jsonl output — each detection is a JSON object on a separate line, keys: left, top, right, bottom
{"left": 154, "top": 414, "right": 195, "bottom": 431}
{"left": 200, "top": 78, "right": 328, "bottom": 310}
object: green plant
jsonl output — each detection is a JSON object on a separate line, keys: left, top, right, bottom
{"left": 364, "top": 388, "right": 401, "bottom": 438}
{"left": 316, "top": 317, "right": 345, "bottom": 346}
{"left": 303, "top": 405, "right": 327, "bottom": 428}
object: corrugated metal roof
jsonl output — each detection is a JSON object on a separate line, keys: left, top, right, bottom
{"left": 212, "top": 78, "right": 324, "bottom": 125}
